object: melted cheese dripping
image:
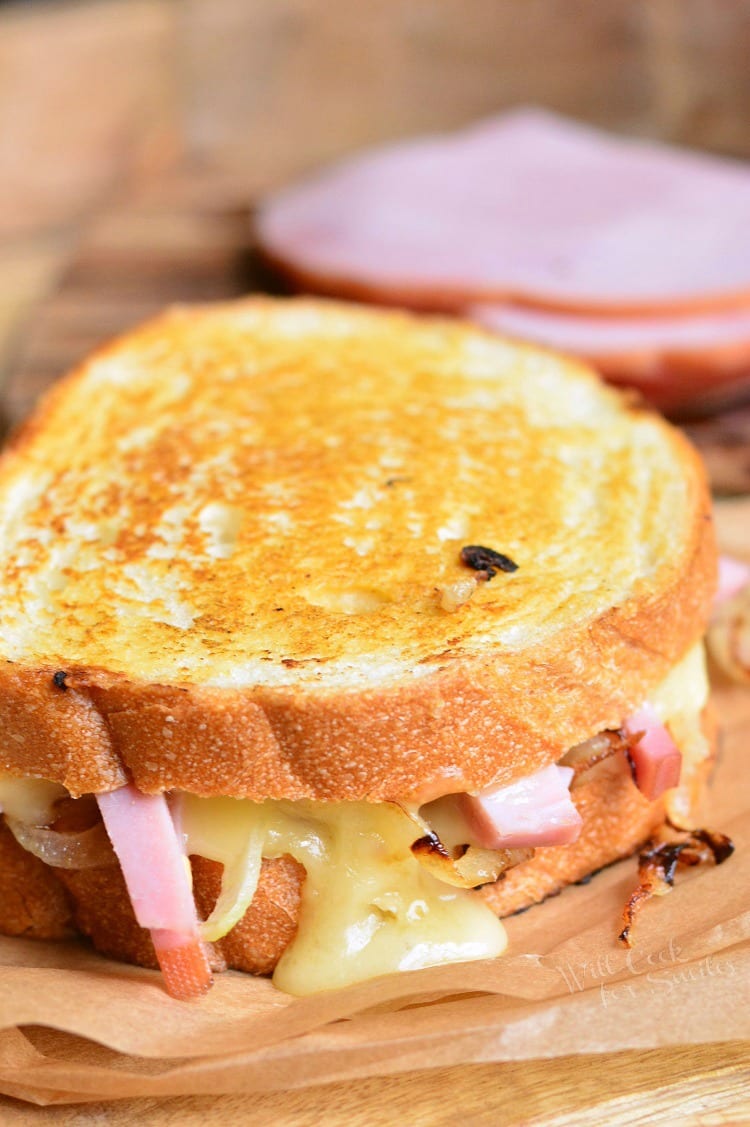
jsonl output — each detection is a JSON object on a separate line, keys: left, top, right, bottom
{"left": 0, "top": 643, "right": 710, "bottom": 995}
{"left": 179, "top": 796, "right": 508, "bottom": 994}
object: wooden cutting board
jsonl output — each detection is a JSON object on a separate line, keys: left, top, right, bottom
{"left": 4, "top": 166, "right": 750, "bottom": 499}
{"left": 1, "top": 168, "right": 749, "bottom": 1124}
{"left": 2, "top": 170, "right": 262, "bottom": 431}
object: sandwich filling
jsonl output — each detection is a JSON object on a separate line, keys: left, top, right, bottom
{"left": 0, "top": 642, "right": 710, "bottom": 997}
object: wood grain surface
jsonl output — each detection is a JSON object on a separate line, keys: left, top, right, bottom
{"left": 1, "top": 170, "right": 749, "bottom": 1124}
{"left": 0, "top": 170, "right": 261, "bottom": 431}
{"left": 0, "top": 1041, "right": 749, "bottom": 1124}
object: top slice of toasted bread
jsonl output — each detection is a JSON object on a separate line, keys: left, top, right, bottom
{"left": 0, "top": 299, "right": 715, "bottom": 801}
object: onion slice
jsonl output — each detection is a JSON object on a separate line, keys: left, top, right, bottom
{"left": 561, "top": 730, "right": 629, "bottom": 783}
{"left": 177, "top": 795, "right": 268, "bottom": 943}
{"left": 620, "top": 825, "right": 734, "bottom": 946}
{"left": 5, "top": 817, "right": 115, "bottom": 869}
{"left": 403, "top": 805, "right": 533, "bottom": 888}
{"left": 411, "top": 833, "right": 532, "bottom": 888}
{"left": 709, "top": 580, "right": 750, "bottom": 685}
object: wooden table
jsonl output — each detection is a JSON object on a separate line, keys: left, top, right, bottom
{"left": 1, "top": 1043, "right": 749, "bottom": 1125}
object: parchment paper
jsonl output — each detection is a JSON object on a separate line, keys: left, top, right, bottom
{"left": 1, "top": 512, "right": 748, "bottom": 1106}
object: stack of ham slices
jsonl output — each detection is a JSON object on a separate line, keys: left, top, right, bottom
{"left": 257, "top": 109, "right": 750, "bottom": 414}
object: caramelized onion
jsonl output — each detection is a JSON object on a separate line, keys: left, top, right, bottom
{"left": 561, "top": 730, "right": 629, "bottom": 783}
{"left": 619, "top": 825, "right": 734, "bottom": 946}
{"left": 5, "top": 816, "right": 116, "bottom": 869}
{"left": 411, "top": 834, "right": 532, "bottom": 888}
{"left": 402, "top": 802, "right": 533, "bottom": 889}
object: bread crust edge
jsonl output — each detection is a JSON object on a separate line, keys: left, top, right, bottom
{"left": 0, "top": 300, "right": 717, "bottom": 802}
{"left": 0, "top": 466, "right": 715, "bottom": 801}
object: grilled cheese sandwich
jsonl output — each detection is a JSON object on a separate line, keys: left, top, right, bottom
{"left": 0, "top": 298, "right": 719, "bottom": 997}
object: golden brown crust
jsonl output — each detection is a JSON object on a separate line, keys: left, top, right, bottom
{"left": 191, "top": 855, "right": 304, "bottom": 975}
{"left": 0, "top": 667, "right": 127, "bottom": 796}
{"left": 0, "top": 835, "right": 304, "bottom": 978}
{"left": 0, "top": 515, "right": 715, "bottom": 803}
{"left": 0, "top": 299, "right": 717, "bottom": 801}
{"left": 0, "top": 471, "right": 715, "bottom": 802}
{"left": 0, "top": 821, "right": 74, "bottom": 939}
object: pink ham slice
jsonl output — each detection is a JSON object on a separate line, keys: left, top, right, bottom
{"left": 256, "top": 108, "right": 750, "bottom": 316}
{"left": 715, "top": 554, "right": 750, "bottom": 608}
{"left": 469, "top": 303, "right": 750, "bottom": 412}
{"left": 448, "top": 764, "right": 582, "bottom": 850}
{"left": 96, "top": 785, "right": 211, "bottom": 999}
{"left": 623, "top": 707, "right": 682, "bottom": 801}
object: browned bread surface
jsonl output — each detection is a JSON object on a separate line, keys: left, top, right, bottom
{"left": 0, "top": 298, "right": 715, "bottom": 801}
{"left": 55, "top": 861, "right": 162, "bottom": 970}
{"left": 0, "top": 821, "right": 74, "bottom": 939}
{"left": 57, "top": 854, "right": 304, "bottom": 976}
{"left": 191, "top": 855, "right": 304, "bottom": 975}
{"left": 0, "top": 838, "right": 304, "bottom": 978}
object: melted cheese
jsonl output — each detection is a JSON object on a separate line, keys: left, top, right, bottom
{"left": 648, "top": 642, "right": 711, "bottom": 823}
{"left": 175, "top": 644, "right": 711, "bottom": 992}
{"left": 650, "top": 642, "right": 708, "bottom": 726}
{"left": 0, "top": 776, "right": 67, "bottom": 825}
{"left": 179, "top": 795, "right": 508, "bottom": 994}
{"left": 0, "top": 642, "right": 711, "bottom": 994}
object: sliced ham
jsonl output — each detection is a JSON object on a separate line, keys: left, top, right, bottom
{"left": 463, "top": 765, "right": 582, "bottom": 849}
{"left": 715, "top": 554, "right": 750, "bottom": 608}
{"left": 468, "top": 303, "right": 750, "bottom": 412}
{"left": 257, "top": 108, "right": 750, "bottom": 316}
{"left": 623, "top": 707, "right": 682, "bottom": 801}
{"left": 424, "top": 764, "right": 582, "bottom": 851}
{"left": 96, "top": 785, "right": 211, "bottom": 999}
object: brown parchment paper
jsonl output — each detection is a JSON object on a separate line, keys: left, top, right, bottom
{"left": 1, "top": 501, "right": 749, "bottom": 1104}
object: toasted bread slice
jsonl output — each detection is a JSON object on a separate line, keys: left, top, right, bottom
{"left": 0, "top": 298, "right": 715, "bottom": 803}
